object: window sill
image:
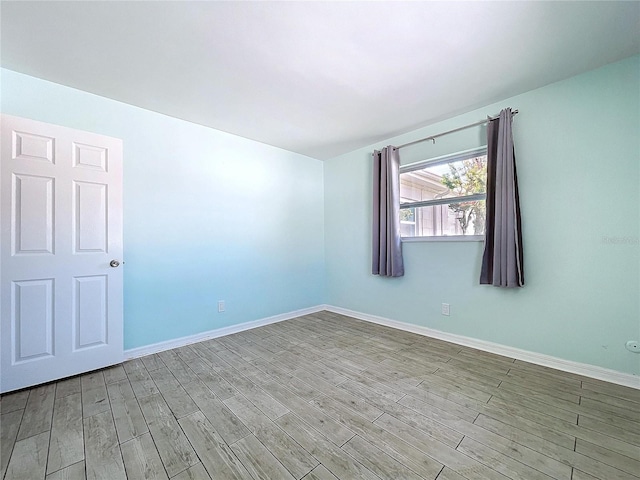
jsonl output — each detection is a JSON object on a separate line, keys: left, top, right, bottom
{"left": 402, "top": 235, "right": 484, "bottom": 243}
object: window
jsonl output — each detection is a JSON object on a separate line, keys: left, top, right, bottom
{"left": 399, "top": 147, "right": 487, "bottom": 239}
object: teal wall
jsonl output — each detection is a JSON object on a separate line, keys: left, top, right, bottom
{"left": 2, "top": 56, "right": 639, "bottom": 375}
{"left": 1, "top": 69, "right": 326, "bottom": 349}
{"left": 325, "top": 55, "right": 640, "bottom": 375}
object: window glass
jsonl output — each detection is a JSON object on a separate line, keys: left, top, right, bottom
{"left": 399, "top": 149, "right": 487, "bottom": 237}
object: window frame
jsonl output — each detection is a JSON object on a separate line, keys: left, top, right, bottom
{"left": 399, "top": 146, "right": 488, "bottom": 242}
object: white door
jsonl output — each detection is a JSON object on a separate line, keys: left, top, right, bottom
{"left": 1, "top": 114, "right": 123, "bottom": 393}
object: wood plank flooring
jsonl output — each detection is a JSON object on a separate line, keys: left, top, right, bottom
{"left": 1, "top": 310, "right": 639, "bottom": 479}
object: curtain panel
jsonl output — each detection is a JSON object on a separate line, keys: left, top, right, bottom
{"left": 372, "top": 146, "right": 404, "bottom": 277}
{"left": 480, "top": 108, "right": 524, "bottom": 287}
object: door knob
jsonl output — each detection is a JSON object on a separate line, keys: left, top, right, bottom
{"left": 110, "top": 260, "right": 120, "bottom": 268}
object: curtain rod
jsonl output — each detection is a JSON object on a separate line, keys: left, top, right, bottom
{"left": 397, "top": 109, "right": 518, "bottom": 149}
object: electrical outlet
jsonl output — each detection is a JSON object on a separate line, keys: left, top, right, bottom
{"left": 218, "top": 300, "right": 225, "bottom": 313}
{"left": 625, "top": 340, "right": 639, "bottom": 353}
{"left": 441, "top": 303, "right": 450, "bottom": 316}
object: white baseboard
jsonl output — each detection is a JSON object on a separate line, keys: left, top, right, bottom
{"left": 324, "top": 305, "right": 640, "bottom": 390}
{"left": 124, "top": 305, "right": 326, "bottom": 360}
{"left": 124, "top": 303, "right": 639, "bottom": 390}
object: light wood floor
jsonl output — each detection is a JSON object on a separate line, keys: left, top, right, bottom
{"left": 1, "top": 311, "right": 639, "bottom": 480}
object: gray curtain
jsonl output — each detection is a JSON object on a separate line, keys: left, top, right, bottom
{"left": 480, "top": 108, "right": 524, "bottom": 287}
{"left": 372, "top": 146, "right": 404, "bottom": 277}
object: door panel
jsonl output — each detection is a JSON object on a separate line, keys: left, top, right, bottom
{"left": 73, "top": 142, "right": 107, "bottom": 171}
{"left": 13, "top": 130, "right": 55, "bottom": 163}
{"left": 13, "top": 174, "right": 55, "bottom": 255}
{"left": 73, "top": 180, "right": 108, "bottom": 253}
{"left": 73, "top": 274, "right": 108, "bottom": 350}
{"left": 1, "top": 114, "right": 123, "bottom": 393}
{"left": 12, "top": 279, "right": 55, "bottom": 362}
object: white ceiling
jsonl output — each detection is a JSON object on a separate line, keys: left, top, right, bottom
{"left": 2, "top": 1, "right": 639, "bottom": 160}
